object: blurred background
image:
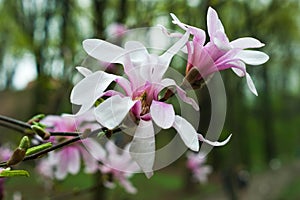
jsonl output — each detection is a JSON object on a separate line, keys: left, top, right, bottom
{"left": 0, "top": 0, "right": 300, "bottom": 199}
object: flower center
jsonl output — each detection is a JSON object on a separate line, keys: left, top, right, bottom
{"left": 134, "top": 91, "right": 150, "bottom": 116}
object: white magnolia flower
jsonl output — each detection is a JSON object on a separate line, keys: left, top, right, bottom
{"left": 70, "top": 30, "right": 230, "bottom": 177}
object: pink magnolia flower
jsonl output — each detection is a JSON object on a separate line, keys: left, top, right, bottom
{"left": 71, "top": 30, "right": 231, "bottom": 177}
{"left": 99, "top": 141, "right": 139, "bottom": 194}
{"left": 36, "top": 115, "right": 106, "bottom": 180}
{"left": 171, "top": 7, "right": 269, "bottom": 95}
{"left": 186, "top": 152, "right": 212, "bottom": 183}
{"left": 0, "top": 147, "right": 12, "bottom": 162}
{"left": 105, "top": 23, "right": 127, "bottom": 38}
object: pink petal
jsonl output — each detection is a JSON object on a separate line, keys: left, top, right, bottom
{"left": 246, "top": 73, "right": 258, "bottom": 96}
{"left": 169, "top": 14, "right": 206, "bottom": 45}
{"left": 198, "top": 134, "right": 232, "bottom": 146}
{"left": 70, "top": 71, "right": 117, "bottom": 115}
{"left": 129, "top": 120, "right": 155, "bottom": 178}
{"left": 230, "top": 37, "right": 265, "bottom": 49}
{"left": 172, "top": 115, "right": 199, "bottom": 151}
{"left": 83, "top": 39, "right": 126, "bottom": 64}
{"left": 236, "top": 50, "right": 269, "bottom": 65}
{"left": 150, "top": 100, "right": 175, "bottom": 129}
{"left": 161, "top": 78, "right": 199, "bottom": 111}
{"left": 119, "top": 177, "right": 138, "bottom": 194}
{"left": 94, "top": 95, "right": 136, "bottom": 129}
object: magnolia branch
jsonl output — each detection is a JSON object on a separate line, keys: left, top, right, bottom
{"left": 0, "top": 115, "right": 121, "bottom": 167}
{"left": 0, "top": 115, "right": 31, "bottom": 130}
{"left": 0, "top": 115, "right": 83, "bottom": 137}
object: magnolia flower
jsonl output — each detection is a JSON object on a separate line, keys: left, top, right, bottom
{"left": 71, "top": 30, "right": 231, "bottom": 177}
{"left": 171, "top": 7, "right": 269, "bottom": 95}
{"left": 186, "top": 152, "right": 212, "bottom": 183}
{"left": 36, "top": 115, "right": 105, "bottom": 180}
{"left": 0, "top": 147, "right": 12, "bottom": 162}
{"left": 99, "top": 141, "right": 139, "bottom": 194}
{"left": 105, "top": 23, "right": 127, "bottom": 38}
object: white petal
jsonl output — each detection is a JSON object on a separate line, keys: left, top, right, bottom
{"left": 230, "top": 37, "right": 265, "bottom": 49}
{"left": 115, "top": 77, "right": 132, "bottom": 95}
{"left": 83, "top": 39, "right": 126, "bottom": 64}
{"left": 124, "top": 41, "right": 149, "bottom": 65}
{"left": 123, "top": 41, "right": 151, "bottom": 87}
{"left": 76, "top": 66, "right": 92, "bottom": 77}
{"left": 80, "top": 148, "right": 98, "bottom": 173}
{"left": 55, "top": 152, "right": 68, "bottom": 180}
{"left": 170, "top": 13, "right": 187, "bottom": 30}
{"left": 229, "top": 61, "right": 246, "bottom": 77}
{"left": 158, "top": 24, "right": 183, "bottom": 38}
{"left": 129, "top": 120, "right": 155, "bottom": 178}
{"left": 150, "top": 100, "right": 175, "bottom": 129}
{"left": 94, "top": 95, "right": 136, "bottom": 130}
{"left": 105, "top": 140, "right": 118, "bottom": 158}
{"left": 82, "top": 138, "right": 107, "bottom": 161}
{"left": 246, "top": 73, "right": 258, "bottom": 96}
{"left": 236, "top": 50, "right": 269, "bottom": 65}
{"left": 160, "top": 30, "right": 190, "bottom": 66}
{"left": 68, "top": 148, "right": 81, "bottom": 175}
{"left": 207, "top": 7, "right": 225, "bottom": 38}
{"left": 70, "top": 71, "right": 117, "bottom": 115}
{"left": 198, "top": 134, "right": 232, "bottom": 146}
{"left": 213, "top": 35, "right": 231, "bottom": 51}
{"left": 172, "top": 115, "right": 199, "bottom": 151}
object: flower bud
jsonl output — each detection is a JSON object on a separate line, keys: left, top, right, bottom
{"left": 27, "top": 114, "right": 45, "bottom": 125}
{"left": 6, "top": 136, "right": 30, "bottom": 167}
{"left": 31, "top": 125, "right": 50, "bottom": 140}
{"left": 19, "top": 136, "right": 30, "bottom": 150}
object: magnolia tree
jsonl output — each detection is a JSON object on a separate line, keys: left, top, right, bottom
{"left": 0, "top": 7, "right": 268, "bottom": 198}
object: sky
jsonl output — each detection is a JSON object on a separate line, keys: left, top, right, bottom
{"left": 12, "top": 54, "right": 37, "bottom": 90}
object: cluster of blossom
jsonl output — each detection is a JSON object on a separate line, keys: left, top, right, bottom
{"left": 186, "top": 152, "right": 212, "bottom": 183}
{"left": 70, "top": 7, "right": 268, "bottom": 179}
{"left": 35, "top": 114, "right": 138, "bottom": 194}
{"left": 169, "top": 8, "right": 269, "bottom": 95}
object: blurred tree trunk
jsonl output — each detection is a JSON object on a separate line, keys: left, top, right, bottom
{"left": 241, "top": 2, "right": 277, "bottom": 163}
{"left": 117, "top": 0, "right": 127, "bottom": 24}
{"left": 94, "top": 171, "right": 106, "bottom": 200}
{"left": 261, "top": 66, "right": 276, "bottom": 161}
{"left": 93, "top": 0, "right": 107, "bottom": 39}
